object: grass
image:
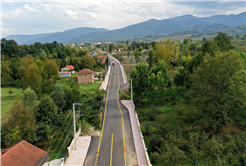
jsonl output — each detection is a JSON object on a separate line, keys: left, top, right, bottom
{"left": 1, "top": 87, "right": 23, "bottom": 119}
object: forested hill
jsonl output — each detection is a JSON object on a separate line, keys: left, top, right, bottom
{"left": 5, "top": 11, "right": 245, "bottom": 44}
{"left": 5, "top": 27, "right": 109, "bottom": 45}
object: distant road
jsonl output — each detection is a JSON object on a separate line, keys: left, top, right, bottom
{"left": 84, "top": 59, "right": 137, "bottom": 166}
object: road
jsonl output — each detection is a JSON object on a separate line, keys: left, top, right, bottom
{"left": 84, "top": 59, "right": 137, "bottom": 166}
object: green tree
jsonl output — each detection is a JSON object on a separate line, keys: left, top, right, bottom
{"left": 148, "top": 48, "right": 154, "bottom": 70}
{"left": 36, "top": 95, "right": 59, "bottom": 125}
{"left": 214, "top": 32, "right": 232, "bottom": 52}
{"left": 133, "top": 48, "right": 139, "bottom": 63}
{"left": 22, "top": 63, "right": 42, "bottom": 96}
{"left": 130, "top": 62, "right": 149, "bottom": 103}
{"left": 183, "top": 46, "right": 190, "bottom": 57}
{"left": 51, "top": 84, "right": 65, "bottom": 113}
{"left": 2, "top": 99, "right": 37, "bottom": 147}
{"left": 23, "top": 87, "right": 38, "bottom": 112}
{"left": 187, "top": 51, "right": 246, "bottom": 132}
{"left": 80, "top": 55, "right": 96, "bottom": 69}
{"left": 202, "top": 40, "right": 219, "bottom": 57}
{"left": 147, "top": 60, "right": 171, "bottom": 104}
{"left": 1, "top": 55, "right": 11, "bottom": 87}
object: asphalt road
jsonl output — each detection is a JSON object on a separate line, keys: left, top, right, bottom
{"left": 84, "top": 59, "right": 137, "bottom": 166}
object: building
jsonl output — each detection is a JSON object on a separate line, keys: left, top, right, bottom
{"left": 1, "top": 140, "right": 50, "bottom": 166}
{"left": 77, "top": 68, "right": 94, "bottom": 84}
{"left": 60, "top": 71, "right": 71, "bottom": 77}
{"left": 61, "top": 65, "right": 74, "bottom": 71}
{"left": 93, "top": 73, "right": 99, "bottom": 80}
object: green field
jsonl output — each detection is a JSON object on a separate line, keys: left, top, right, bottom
{"left": 1, "top": 87, "right": 23, "bottom": 119}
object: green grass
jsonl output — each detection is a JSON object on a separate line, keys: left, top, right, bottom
{"left": 79, "top": 80, "right": 101, "bottom": 94}
{"left": 1, "top": 87, "right": 23, "bottom": 119}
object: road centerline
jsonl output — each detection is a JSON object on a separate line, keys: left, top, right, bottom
{"left": 110, "top": 134, "right": 113, "bottom": 166}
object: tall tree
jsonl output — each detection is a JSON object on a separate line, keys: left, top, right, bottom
{"left": 155, "top": 39, "right": 180, "bottom": 69}
{"left": 36, "top": 95, "right": 59, "bottom": 126}
{"left": 130, "top": 62, "right": 149, "bottom": 103}
{"left": 22, "top": 63, "right": 42, "bottom": 96}
{"left": 148, "top": 48, "right": 154, "bottom": 70}
{"left": 23, "top": 87, "right": 38, "bottom": 112}
{"left": 147, "top": 60, "right": 172, "bottom": 104}
{"left": 50, "top": 84, "right": 65, "bottom": 113}
{"left": 2, "top": 99, "right": 37, "bottom": 147}
{"left": 1, "top": 55, "right": 11, "bottom": 87}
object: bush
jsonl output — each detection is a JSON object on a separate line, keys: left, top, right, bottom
{"left": 120, "top": 89, "right": 131, "bottom": 100}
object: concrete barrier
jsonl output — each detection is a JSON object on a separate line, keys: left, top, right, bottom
{"left": 67, "top": 127, "right": 81, "bottom": 156}
{"left": 99, "top": 66, "right": 111, "bottom": 91}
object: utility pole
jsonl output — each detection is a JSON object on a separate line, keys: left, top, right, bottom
{"left": 73, "top": 103, "right": 83, "bottom": 150}
{"left": 100, "top": 71, "right": 102, "bottom": 83}
{"left": 128, "top": 79, "right": 133, "bottom": 104}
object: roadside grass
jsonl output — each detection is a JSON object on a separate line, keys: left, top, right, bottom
{"left": 1, "top": 87, "right": 23, "bottom": 119}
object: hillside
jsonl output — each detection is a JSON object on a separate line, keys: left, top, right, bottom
{"left": 4, "top": 11, "right": 245, "bottom": 44}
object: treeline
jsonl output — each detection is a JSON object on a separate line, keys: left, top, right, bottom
{"left": 1, "top": 39, "right": 107, "bottom": 89}
{"left": 129, "top": 32, "right": 246, "bottom": 165}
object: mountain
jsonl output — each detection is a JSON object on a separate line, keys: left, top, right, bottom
{"left": 5, "top": 33, "right": 53, "bottom": 45}
{"left": 5, "top": 11, "right": 245, "bottom": 44}
{"left": 5, "top": 27, "right": 109, "bottom": 45}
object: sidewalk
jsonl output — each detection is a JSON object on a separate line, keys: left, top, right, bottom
{"left": 121, "top": 100, "right": 148, "bottom": 166}
{"left": 65, "top": 136, "right": 91, "bottom": 166}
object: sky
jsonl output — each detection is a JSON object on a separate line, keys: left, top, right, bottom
{"left": 1, "top": 0, "right": 245, "bottom": 38}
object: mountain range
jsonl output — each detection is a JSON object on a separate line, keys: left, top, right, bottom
{"left": 5, "top": 11, "right": 245, "bottom": 45}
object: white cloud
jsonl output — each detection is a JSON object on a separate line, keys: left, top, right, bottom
{"left": 24, "top": 4, "right": 38, "bottom": 12}
{"left": 1, "top": 1, "right": 245, "bottom": 37}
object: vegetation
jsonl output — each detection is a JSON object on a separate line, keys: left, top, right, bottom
{"left": 1, "top": 39, "right": 106, "bottom": 161}
{"left": 127, "top": 32, "right": 246, "bottom": 165}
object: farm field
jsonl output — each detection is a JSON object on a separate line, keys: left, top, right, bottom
{"left": 1, "top": 87, "right": 23, "bottom": 119}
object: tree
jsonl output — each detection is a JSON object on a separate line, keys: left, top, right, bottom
{"left": 148, "top": 48, "right": 154, "bottom": 70}
{"left": 155, "top": 39, "right": 180, "bottom": 69}
{"left": 202, "top": 40, "right": 219, "bottom": 57}
{"left": 36, "top": 95, "right": 59, "bottom": 126}
{"left": 23, "top": 87, "right": 38, "bottom": 112}
{"left": 80, "top": 55, "right": 96, "bottom": 69}
{"left": 130, "top": 62, "right": 149, "bottom": 103}
{"left": 214, "top": 32, "right": 232, "bottom": 52}
{"left": 22, "top": 63, "right": 42, "bottom": 96}
{"left": 187, "top": 51, "right": 246, "bottom": 132}
{"left": 2, "top": 99, "right": 37, "bottom": 147}
{"left": 51, "top": 84, "right": 65, "bottom": 113}
{"left": 147, "top": 60, "right": 172, "bottom": 104}
{"left": 183, "top": 46, "right": 190, "bottom": 57}
{"left": 1, "top": 55, "right": 11, "bottom": 87}
{"left": 133, "top": 48, "right": 139, "bottom": 63}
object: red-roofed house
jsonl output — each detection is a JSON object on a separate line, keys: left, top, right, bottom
{"left": 1, "top": 140, "right": 49, "bottom": 166}
{"left": 62, "top": 65, "right": 74, "bottom": 71}
{"left": 77, "top": 68, "right": 94, "bottom": 84}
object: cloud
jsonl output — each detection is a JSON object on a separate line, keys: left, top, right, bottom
{"left": 1, "top": 1, "right": 245, "bottom": 37}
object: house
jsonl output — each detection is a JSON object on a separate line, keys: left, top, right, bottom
{"left": 60, "top": 71, "right": 71, "bottom": 77}
{"left": 93, "top": 73, "right": 99, "bottom": 80}
{"left": 62, "top": 65, "right": 74, "bottom": 71}
{"left": 1, "top": 140, "right": 50, "bottom": 166}
{"left": 77, "top": 68, "right": 94, "bottom": 84}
